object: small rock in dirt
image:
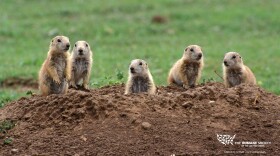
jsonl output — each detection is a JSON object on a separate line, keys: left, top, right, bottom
{"left": 119, "top": 112, "right": 127, "bottom": 118}
{"left": 141, "top": 122, "right": 152, "bottom": 130}
{"left": 182, "top": 101, "right": 193, "bottom": 109}
{"left": 23, "top": 113, "right": 32, "bottom": 120}
{"left": 131, "top": 117, "right": 137, "bottom": 123}
{"left": 80, "top": 135, "right": 87, "bottom": 142}
{"left": 11, "top": 149, "right": 18, "bottom": 154}
{"left": 131, "top": 117, "right": 142, "bottom": 124}
{"left": 209, "top": 101, "right": 215, "bottom": 104}
{"left": 188, "top": 92, "right": 195, "bottom": 98}
{"left": 264, "top": 123, "right": 273, "bottom": 127}
{"left": 105, "top": 110, "right": 109, "bottom": 118}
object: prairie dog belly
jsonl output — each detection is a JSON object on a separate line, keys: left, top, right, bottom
{"left": 46, "top": 76, "right": 67, "bottom": 94}
{"left": 47, "top": 55, "right": 67, "bottom": 93}
{"left": 73, "top": 59, "right": 89, "bottom": 83}
{"left": 227, "top": 70, "right": 242, "bottom": 87}
{"left": 52, "top": 55, "right": 66, "bottom": 80}
{"left": 131, "top": 76, "right": 149, "bottom": 93}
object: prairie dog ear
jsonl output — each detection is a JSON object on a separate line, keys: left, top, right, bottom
{"left": 184, "top": 47, "right": 188, "bottom": 52}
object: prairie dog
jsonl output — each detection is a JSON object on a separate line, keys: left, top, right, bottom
{"left": 70, "top": 41, "right": 93, "bottom": 89}
{"left": 38, "top": 36, "right": 71, "bottom": 95}
{"left": 168, "top": 45, "right": 204, "bottom": 88}
{"left": 223, "top": 52, "right": 256, "bottom": 87}
{"left": 125, "top": 59, "right": 156, "bottom": 94}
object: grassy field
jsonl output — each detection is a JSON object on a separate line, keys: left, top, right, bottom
{"left": 1, "top": 0, "right": 280, "bottom": 105}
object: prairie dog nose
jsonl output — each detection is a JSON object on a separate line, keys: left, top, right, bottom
{"left": 130, "top": 67, "right": 134, "bottom": 71}
{"left": 78, "top": 49, "right": 83, "bottom": 55}
{"left": 224, "top": 61, "right": 228, "bottom": 66}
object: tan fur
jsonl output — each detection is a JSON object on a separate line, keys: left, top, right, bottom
{"left": 125, "top": 59, "right": 156, "bottom": 95}
{"left": 70, "top": 40, "right": 93, "bottom": 90}
{"left": 168, "top": 45, "right": 204, "bottom": 88}
{"left": 223, "top": 52, "right": 256, "bottom": 87}
{"left": 38, "top": 36, "right": 71, "bottom": 96}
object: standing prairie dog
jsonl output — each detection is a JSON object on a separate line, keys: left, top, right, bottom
{"left": 168, "top": 45, "right": 204, "bottom": 88}
{"left": 223, "top": 52, "right": 256, "bottom": 87}
{"left": 38, "top": 35, "right": 71, "bottom": 96}
{"left": 125, "top": 59, "right": 156, "bottom": 94}
{"left": 70, "top": 41, "right": 93, "bottom": 90}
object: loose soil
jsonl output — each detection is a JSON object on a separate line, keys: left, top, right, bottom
{"left": 0, "top": 83, "right": 279, "bottom": 155}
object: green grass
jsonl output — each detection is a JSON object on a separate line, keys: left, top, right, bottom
{"left": 3, "top": 137, "right": 13, "bottom": 145}
{"left": 0, "top": 89, "right": 27, "bottom": 108}
{"left": 1, "top": 0, "right": 280, "bottom": 105}
{"left": 0, "top": 120, "right": 15, "bottom": 133}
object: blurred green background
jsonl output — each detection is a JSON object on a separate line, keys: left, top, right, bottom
{"left": 1, "top": 0, "right": 280, "bottom": 105}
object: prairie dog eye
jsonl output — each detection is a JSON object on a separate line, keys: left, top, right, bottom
{"left": 57, "top": 39, "right": 61, "bottom": 42}
{"left": 190, "top": 48, "right": 194, "bottom": 52}
{"left": 74, "top": 44, "right": 77, "bottom": 47}
{"left": 232, "top": 55, "right": 236, "bottom": 59}
{"left": 85, "top": 43, "right": 88, "bottom": 47}
{"left": 139, "top": 62, "right": 143, "bottom": 66}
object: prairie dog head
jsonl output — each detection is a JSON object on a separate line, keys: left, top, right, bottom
{"left": 182, "top": 45, "right": 203, "bottom": 62}
{"left": 50, "top": 36, "right": 70, "bottom": 53}
{"left": 128, "top": 59, "right": 149, "bottom": 76}
{"left": 72, "top": 41, "right": 92, "bottom": 59}
{"left": 223, "top": 52, "right": 243, "bottom": 69}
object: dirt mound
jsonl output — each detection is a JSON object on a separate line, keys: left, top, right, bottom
{"left": 0, "top": 83, "right": 279, "bottom": 155}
